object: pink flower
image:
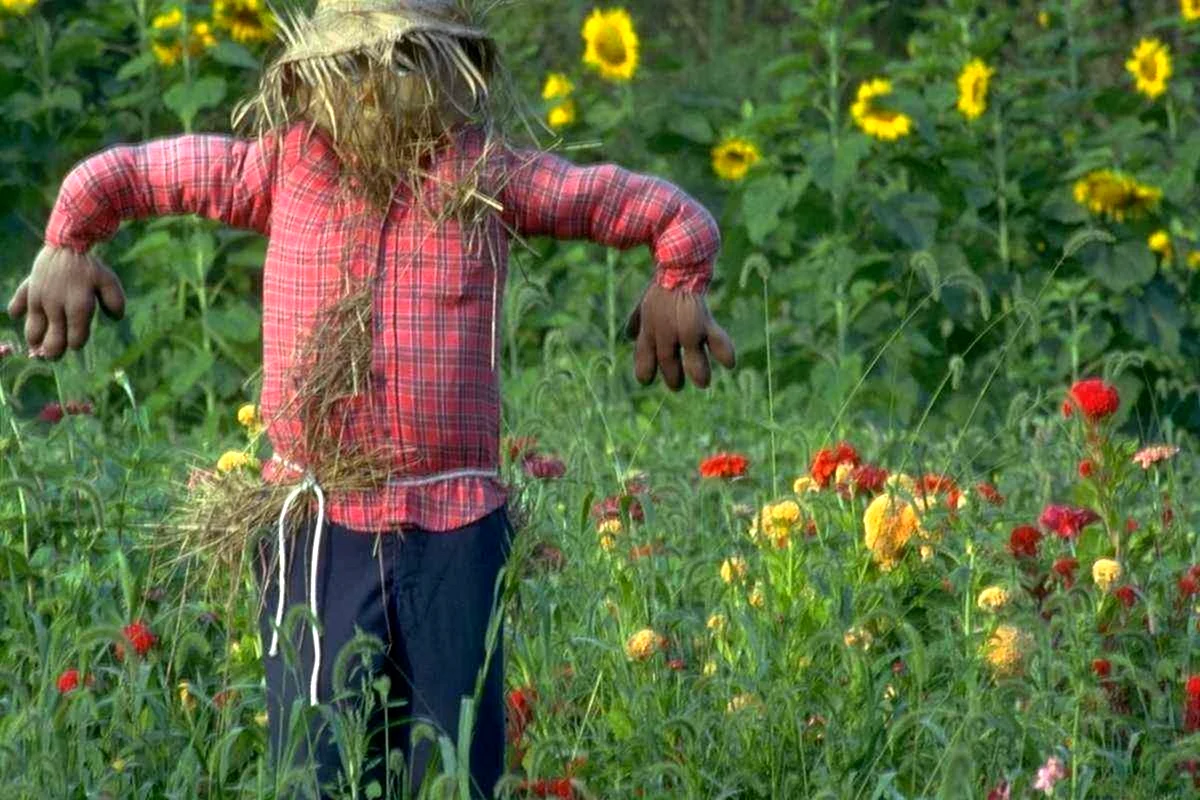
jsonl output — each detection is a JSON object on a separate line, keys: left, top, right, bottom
{"left": 1033, "top": 756, "right": 1067, "bottom": 795}
{"left": 0, "top": 342, "right": 17, "bottom": 359}
{"left": 986, "top": 781, "right": 1011, "bottom": 800}
{"left": 1132, "top": 444, "right": 1180, "bottom": 470}
{"left": 522, "top": 454, "right": 566, "bottom": 479}
{"left": 38, "top": 402, "right": 64, "bottom": 424}
{"left": 1039, "top": 504, "right": 1100, "bottom": 539}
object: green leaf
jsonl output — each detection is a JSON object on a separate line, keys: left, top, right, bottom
{"left": 210, "top": 40, "right": 261, "bottom": 70}
{"left": 666, "top": 111, "right": 713, "bottom": 144}
{"left": 741, "top": 174, "right": 793, "bottom": 246}
{"left": 168, "top": 348, "right": 216, "bottom": 397}
{"left": 116, "top": 52, "right": 156, "bottom": 82}
{"left": 163, "top": 77, "right": 227, "bottom": 127}
{"left": 1081, "top": 239, "right": 1154, "bottom": 293}
{"left": 606, "top": 706, "right": 635, "bottom": 741}
{"left": 871, "top": 192, "right": 941, "bottom": 251}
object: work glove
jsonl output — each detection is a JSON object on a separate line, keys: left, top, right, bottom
{"left": 6, "top": 244, "right": 126, "bottom": 359}
{"left": 624, "top": 282, "right": 736, "bottom": 391}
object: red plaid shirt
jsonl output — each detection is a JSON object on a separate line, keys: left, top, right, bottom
{"left": 45, "top": 123, "right": 719, "bottom": 532}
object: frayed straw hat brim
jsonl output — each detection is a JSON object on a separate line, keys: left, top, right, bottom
{"left": 274, "top": 6, "right": 493, "bottom": 66}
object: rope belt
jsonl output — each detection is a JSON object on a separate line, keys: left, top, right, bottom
{"left": 265, "top": 454, "right": 499, "bottom": 706}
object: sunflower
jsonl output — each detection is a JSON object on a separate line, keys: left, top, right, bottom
{"left": 150, "top": 13, "right": 218, "bottom": 68}
{"left": 213, "top": 0, "right": 275, "bottom": 45}
{"left": 1126, "top": 38, "right": 1171, "bottom": 100}
{"left": 851, "top": 78, "right": 912, "bottom": 141}
{"left": 956, "top": 59, "right": 994, "bottom": 120}
{"left": 0, "top": 0, "right": 36, "bottom": 15}
{"left": 1149, "top": 229, "right": 1172, "bottom": 263}
{"left": 711, "top": 137, "right": 761, "bottom": 182}
{"left": 542, "top": 72, "right": 574, "bottom": 101}
{"left": 582, "top": 7, "right": 639, "bottom": 82}
{"left": 1183, "top": 0, "right": 1200, "bottom": 22}
{"left": 1072, "top": 169, "right": 1162, "bottom": 222}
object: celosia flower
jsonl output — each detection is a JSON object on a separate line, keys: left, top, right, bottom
{"left": 1092, "top": 558, "right": 1122, "bottom": 593}
{"left": 1062, "top": 378, "right": 1120, "bottom": 421}
{"left": 976, "top": 585, "right": 1012, "bottom": 612}
{"left": 1078, "top": 459, "right": 1094, "bottom": 479}
{"left": 975, "top": 482, "right": 1005, "bottom": 506}
{"left": 56, "top": 668, "right": 92, "bottom": 694}
{"left": 851, "top": 78, "right": 913, "bottom": 141}
{"left": 711, "top": 138, "right": 761, "bottom": 182}
{"left": 699, "top": 452, "right": 749, "bottom": 479}
{"left": 1126, "top": 38, "right": 1171, "bottom": 100}
{"left": 518, "top": 777, "right": 575, "bottom": 799}
{"left": 1186, "top": 676, "right": 1200, "bottom": 732}
{"left": 1132, "top": 444, "right": 1180, "bottom": 469}
{"left": 625, "top": 628, "right": 664, "bottom": 661}
{"left": 216, "top": 450, "right": 258, "bottom": 474}
{"left": 1114, "top": 585, "right": 1137, "bottom": 608}
{"left": 719, "top": 556, "right": 749, "bottom": 584}
{"left": 984, "top": 624, "right": 1032, "bottom": 677}
{"left": 1008, "top": 525, "right": 1042, "bottom": 559}
{"left": 1052, "top": 557, "right": 1079, "bottom": 588}
{"left": 506, "top": 686, "right": 537, "bottom": 740}
{"left": 750, "top": 500, "right": 803, "bottom": 548}
{"left": 839, "top": 464, "right": 889, "bottom": 498}
{"left": 956, "top": 58, "right": 994, "bottom": 120}
{"left": 809, "top": 441, "right": 860, "bottom": 488}
{"left": 581, "top": 7, "right": 639, "bottom": 82}
{"left": 115, "top": 620, "right": 157, "bottom": 661}
{"left": 1093, "top": 658, "right": 1112, "bottom": 678}
{"left": 1039, "top": 504, "right": 1100, "bottom": 539}
{"left": 863, "top": 493, "right": 922, "bottom": 570}
{"left": 522, "top": 454, "right": 566, "bottom": 479}
{"left": 1033, "top": 756, "right": 1067, "bottom": 795}
{"left": 39, "top": 402, "right": 64, "bottom": 423}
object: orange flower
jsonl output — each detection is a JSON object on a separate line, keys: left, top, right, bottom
{"left": 699, "top": 452, "right": 749, "bottom": 479}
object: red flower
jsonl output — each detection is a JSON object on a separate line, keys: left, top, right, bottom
{"left": 840, "top": 464, "right": 889, "bottom": 498}
{"left": 1039, "top": 504, "right": 1100, "bottom": 539}
{"left": 64, "top": 400, "right": 94, "bottom": 416}
{"left": 1061, "top": 378, "right": 1120, "bottom": 422}
{"left": 1124, "top": 518, "right": 1139, "bottom": 533}
{"left": 1078, "top": 459, "right": 1094, "bottom": 479}
{"left": 809, "top": 442, "right": 860, "bottom": 488}
{"left": 1163, "top": 495, "right": 1175, "bottom": 528}
{"left": 1180, "top": 574, "right": 1199, "bottom": 600}
{"left": 213, "top": 688, "right": 236, "bottom": 709}
{"left": 699, "top": 452, "right": 749, "bottom": 479}
{"left": 115, "top": 620, "right": 157, "bottom": 661}
{"left": 1092, "top": 659, "right": 1112, "bottom": 679}
{"left": 522, "top": 454, "right": 566, "bottom": 480}
{"left": 591, "top": 493, "right": 645, "bottom": 523}
{"left": 505, "top": 436, "right": 539, "bottom": 461}
{"left": 628, "top": 543, "right": 663, "bottom": 561}
{"left": 1113, "top": 585, "right": 1137, "bottom": 608}
{"left": 1008, "top": 525, "right": 1042, "bottom": 559}
{"left": 1186, "top": 677, "right": 1200, "bottom": 733}
{"left": 56, "top": 668, "right": 93, "bottom": 694}
{"left": 507, "top": 686, "right": 537, "bottom": 738}
{"left": 1189, "top": 676, "right": 1200, "bottom": 699}
{"left": 39, "top": 402, "right": 64, "bottom": 424}
{"left": 986, "top": 780, "right": 1011, "bottom": 800}
{"left": 519, "top": 778, "right": 574, "bottom": 799}
{"left": 667, "top": 658, "right": 686, "bottom": 671}
{"left": 1052, "top": 557, "right": 1079, "bottom": 588}
{"left": 975, "top": 482, "right": 1005, "bottom": 506}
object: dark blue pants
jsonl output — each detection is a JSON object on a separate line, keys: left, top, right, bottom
{"left": 254, "top": 504, "right": 512, "bottom": 799}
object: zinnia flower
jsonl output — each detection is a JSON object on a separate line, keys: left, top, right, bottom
{"left": 840, "top": 464, "right": 889, "bottom": 498}
{"left": 1072, "top": 170, "right": 1162, "bottom": 222}
{"left": 1008, "top": 524, "right": 1042, "bottom": 559}
{"left": 1132, "top": 443, "right": 1180, "bottom": 469}
{"left": 1062, "top": 378, "right": 1120, "bottom": 421}
{"left": 1033, "top": 756, "right": 1067, "bottom": 795}
{"left": 1114, "top": 584, "right": 1137, "bottom": 608}
{"left": 984, "top": 624, "right": 1032, "bottom": 677}
{"left": 711, "top": 138, "right": 761, "bottom": 182}
{"left": 1052, "top": 556, "right": 1079, "bottom": 588}
{"left": 1092, "top": 558, "right": 1122, "bottom": 593}
{"left": 624, "top": 628, "right": 663, "bottom": 661}
{"left": 863, "top": 493, "right": 923, "bottom": 570}
{"left": 581, "top": 7, "right": 639, "bottom": 82}
{"left": 956, "top": 59, "right": 994, "bottom": 120}
{"left": 1126, "top": 38, "right": 1171, "bottom": 100}
{"left": 851, "top": 78, "right": 913, "bottom": 141}
{"left": 976, "top": 585, "right": 1012, "bottom": 612}
{"left": 810, "top": 441, "right": 860, "bottom": 488}
{"left": 115, "top": 620, "right": 157, "bottom": 661}
{"left": 39, "top": 402, "right": 64, "bottom": 423}
{"left": 699, "top": 452, "right": 749, "bottom": 479}
{"left": 213, "top": 0, "right": 275, "bottom": 45}
{"left": 975, "top": 481, "right": 1005, "bottom": 506}
{"left": 1039, "top": 504, "right": 1100, "bottom": 539}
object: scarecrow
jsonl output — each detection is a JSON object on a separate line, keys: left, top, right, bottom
{"left": 7, "top": 0, "right": 735, "bottom": 796}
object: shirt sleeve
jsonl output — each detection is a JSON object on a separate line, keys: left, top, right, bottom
{"left": 499, "top": 146, "right": 720, "bottom": 293}
{"left": 45, "top": 131, "right": 283, "bottom": 252}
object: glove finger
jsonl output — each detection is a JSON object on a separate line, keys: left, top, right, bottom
{"left": 24, "top": 294, "right": 47, "bottom": 350}
{"left": 682, "top": 345, "right": 711, "bottom": 389}
{"left": 623, "top": 302, "right": 641, "bottom": 341}
{"left": 655, "top": 324, "right": 683, "bottom": 391}
{"left": 7, "top": 281, "right": 28, "bottom": 319}
{"left": 65, "top": 291, "right": 95, "bottom": 350}
{"left": 96, "top": 265, "right": 126, "bottom": 321}
{"left": 634, "top": 321, "right": 657, "bottom": 385}
{"left": 706, "top": 319, "right": 737, "bottom": 370}
{"left": 41, "top": 303, "right": 67, "bottom": 359}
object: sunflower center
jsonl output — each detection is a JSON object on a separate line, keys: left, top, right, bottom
{"left": 970, "top": 78, "right": 985, "bottom": 105}
{"left": 596, "top": 26, "right": 627, "bottom": 66}
{"left": 1139, "top": 54, "right": 1158, "bottom": 81}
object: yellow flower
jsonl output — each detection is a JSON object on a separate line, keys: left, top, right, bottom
{"left": 237, "top": 403, "right": 259, "bottom": 428}
{"left": 625, "top": 628, "right": 663, "bottom": 661}
{"left": 719, "top": 556, "right": 749, "bottom": 584}
{"left": 582, "top": 7, "right": 639, "bottom": 82}
{"left": 178, "top": 680, "right": 197, "bottom": 713}
{"left": 542, "top": 72, "right": 575, "bottom": 101}
{"left": 1188, "top": 251, "right": 1200, "bottom": 270}
{"left": 793, "top": 475, "right": 819, "bottom": 495}
{"left": 956, "top": 59, "right": 994, "bottom": 121}
{"left": 547, "top": 99, "right": 577, "bottom": 130}
{"left": 747, "top": 581, "right": 765, "bottom": 609}
{"left": 1126, "top": 38, "right": 1171, "bottom": 100}
{"left": 863, "top": 493, "right": 923, "bottom": 571}
{"left": 150, "top": 12, "right": 218, "bottom": 67}
{"left": 1, "top": 0, "right": 36, "bottom": 14}
{"left": 213, "top": 0, "right": 275, "bottom": 45}
{"left": 702, "top": 659, "right": 717, "bottom": 676}
{"left": 726, "top": 692, "right": 760, "bottom": 714}
{"left": 834, "top": 462, "right": 855, "bottom": 486}
{"left": 111, "top": 757, "right": 127, "bottom": 773}
{"left": 1037, "top": 10, "right": 1051, "bottom": 27}
{"left": 885, "top": 472, "right": 917, "bottom": 494}
{"left": 706, "top": 613, "right": 727, "bottom": 633}
{"left": 152, "top": 7, "right": 183, "bottom": 29}
{"left": 1149, "top": 229, "right": 1172, "bottom": 263}
{"left": 711, "top": 137, "right": 761, "bottom": 182}
{"left": 750, "top": 500, "right": 803, "bottom": 548}
{"left": 918, "top": 543, "right": 935, "bottom": 562}
{"left": 216, "top": 450, "right": 257, "bottom": 474}
{"left": 976, "top": 585, "right": 1011, "bottom": 612}
{"left": 598, "top": 533, "right": 616, "bottom": 551}
{"left": 984, "top": 624, "right": 1032, "bottom": 677}
{"left": 1072, "top": 170, "right": 1162, "bottom": 222}
{"left": 1092, "top": 558, "right": 1123, "bottom": 593}
{"left": 598, "top": 517, "right": 622, "bottom": 535}
{"left": 851, "top": 78, "right": 912, "bottom": 141}
{"left": 843, "top": 625, "right": 873, "bottom": 650}
{"left": 1185, "top": 0, "right": 1200, "bottom": 22}
{"left": 254, "top": 711, "right": 269, "bottom": 727}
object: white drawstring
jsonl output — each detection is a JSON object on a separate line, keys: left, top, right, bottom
{"left": 268, "top": 469, "right": 326, "bottom": 707}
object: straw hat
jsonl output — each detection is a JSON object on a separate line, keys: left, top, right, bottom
{"left": 275, "top": 0, "right": 494, "bottom": 67}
